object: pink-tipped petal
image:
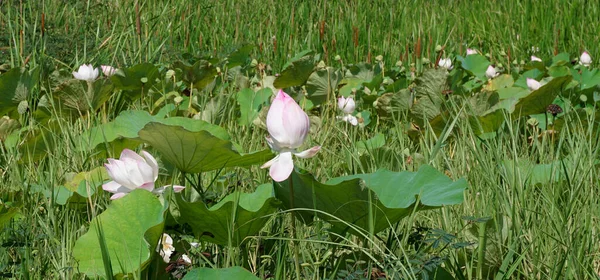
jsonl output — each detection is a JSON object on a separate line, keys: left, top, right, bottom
{"left": 120, "top": 149, "right": 145, "bottom": 162}
{"left": 269, "top": 152, "right": 294, "bottom": 182}
{"left": 139, "top": 182, "right": 155, "bottom": 192}
{"left": 172, "top": 185, "right": 185, "bottom": 192}
{"left": 526, "top": 78, "right": 541, "bottom": 91}
{"left": 110, "top": 192, "right": 127, "bottom": 200}
{"left": 102, "top": 180, "right": 122, "bottom": 193}
{"left": 294, "top": 146, "right": 321, "bottom": 159}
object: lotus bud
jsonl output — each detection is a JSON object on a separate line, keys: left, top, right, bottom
{"left": 580, "top": 51, "right": 592, "bottom": 67}
{"left": 467, "top": 48, "right": 477, "bottom": 55}
{"left": 485, "top": 66, "right": 498, "bottom": 79}
{"left": 531, "top": 55, "right": 542, "bottom": 62}
{"left": 101, "top": 65, "right": 117, "bottom": 77}
{"left": 435, "top": 45, "right": 443, "bottom": 52}
{"left": 338, "top": 96, "right": 356, "bottom": 114}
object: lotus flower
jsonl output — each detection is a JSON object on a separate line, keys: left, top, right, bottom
{"left": 72, "top": 64, "right": 99, "bottom": 82}
{"left": 526, "top": 78, "right": 541, "bottom": 91}
{"left": 101, "top": 65, "right": 117, "bottom": 77}
{"left": 466, "top": 48, "right": 477, "bottom": 55}
{"left": 102, "top": 149, "right": 184, "bottom": 200}
{"left": 337, "top": 96, "right": 358, "bottom": 126}
{"left": 485, "top": 65, "right": 498, "bottom": 79}
{"left": 580, "top": 51, "right": 592, "bottom": 67}
{"left": 531, "top": 56, "right": 542, "bottom": 62}
{"left": 438, "top": 58, "right": 453, "bottom": 70}
{"left": 157, "top": 233, "right": 175, "bottom": 263}
{"left": 261, "top": 90, "right": 321, "bottom": 182}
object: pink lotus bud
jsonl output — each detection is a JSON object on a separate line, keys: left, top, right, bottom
{"left": 262, "top": 90, "right": 320, "bottom": 182}
{"left": 72, "top": 64, "right": 99, "bottom": 82}
{"left": 526, "top": 78, "right": 541, "bottom": 91}
{"left": 337, "top": 96, "right": 356, "bottom": 114}
{"left": 466, "top": 48, "right": 477, "bottom": 55}
{"left": 101, "top": 65, "right": 117, "bottom": 77}
{"left": 580, "top": 51, "right": 592, "bottom": 67}
{"left": 103, "top": 149, "right": 184, "bottom": 199}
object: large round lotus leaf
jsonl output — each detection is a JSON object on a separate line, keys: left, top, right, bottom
{"left": 456, "top": 54, "right": 491, "bottom": 79}
{"left": 0, "top": 67, "right": 35, "bottom": 117}
{"left": 273, "top": 51, "right": 315, "bottom": 89}
{"left": 172, "top": 184, "right": 279, "bottom": 245}
{"left": 183, "top": 266, "right": 259, "bottom": 280}
{"left": 236, "top": 88, "right": 272, "bottom": 126}
{"left": 72, "top": 189, "right": 166, "bottom": 278}
{"left": 274, "top": 165, "right": 467, "bottom": 235}
{"left": 305, "top": 67, "right": 341, "bottom": 106}
{"left": 510, "top": 75, "right": 571, "bottom": 117}
{"left": 138, "top": 122, "right": 272, "bottom": 173}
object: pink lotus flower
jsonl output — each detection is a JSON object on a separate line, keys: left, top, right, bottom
{"left": 261, "top": 90, "right": 320, "bottom": 182}
{"left": 102, "top": 149, "right": 184, "bottom": 199}
{"left": 101, "top": 65, "right": 117, "bottom": 77}
{"left": 526, "top": 78, "right": 541, "bottom": 91}
{"left": 531, "top": 56, "right": 542, "bottom": 62}
{"left": 337, "top": 96, "right": 358, "bottom": 126}
{"left": 580, "top": 51, "right": 592, "bottom": 67}
{"left": 466, "top": 48, "right": 477, "bottom": 55}
{"left": 73, "top": 64, "right": 99, "bottom": 82}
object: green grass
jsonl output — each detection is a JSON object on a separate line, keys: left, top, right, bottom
{"left": 1, "top": 0, "right": 600, "bottom": 279}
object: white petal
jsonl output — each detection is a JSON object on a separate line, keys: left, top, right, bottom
{"left": 261, "top": 154, "right": 280, "bottom": 169}
{"left": 141, "top": 150, "right": 159, "bottom": 180}
{"left": 294, "top": 146, "right": 321, "bottom": 159}
{"left": 102, "top": 180, "right": 122, "bottom": 193}
{"left": 269, "top": 152, "right": 294, "bottom": 182}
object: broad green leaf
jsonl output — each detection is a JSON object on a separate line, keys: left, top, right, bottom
{"left": 226, "top": 44, "right": 253, "bottom": 68}
{"left": 511, "top": 76, "right": 572, "bottom": 117}
{"left": 502, "top": 159, "right": 569, "bottom": 186}
{"left": 0, "top": 67, "right": 33, "bottom": 117}
{"left": 338, "top": 78, "right": 365, "bottom": 97}
{"left": 0, "top": 205, "right": 20, "bottom": 229}
{"left": 483, "top": 74, "right": 514, "bottom": 91}
{"left": 73, "top": 189, "right": 166, "bottom": 278}
{"left": 172, "top": 60, "right": 217, "bottom": 90}
{"left": 52, "top": 78, "right": 114, "bottom": 115}
{"left": 373, "top": 89, "right": 411, "bottom": 118}
{"left": 514, "top": 69, "right": 543, "bottom": 89}
{"left": 356, "top": 133, "right": 385, "bottom": 155}
{"left": 551, "top": 52, "right": 571, "bottom": 66}
{"left": 274, "top": 165, "right": 467, "bottom": 234}
{"left": 468, "top": 109, "right": 505, "bottom": 135}
{"left": 457, "top": 54, "right": 490, "bottom": 79}
{"left": 173, "top": 184, "right": 279, "bottom": 245}
{"left": 274, "top": 54, "right": 315, "bottom": 88}
{"left": 496, "top": 86, "right": 529, "bottom": 100}
{"left": 81, "top": 110, "right": 229, "bottom": 154}
{"left": 183, "top": 267, "right": 259, "bottom": 280}
{"left": 111, "top": 63, "right": 160, "bottom": 98}
{"left": 575, "top": 67, "right": 600, "bottom": 90}
{"left": 138, "top": 122, "right": 273, "bottom": 173}
{"left": 345, "top": 63, "right": 374, "bottom": 81}
{"left": 236, "top": 88, "right": 272, "bottom": 126}
{"left": 305, "top": 67, "right": 341, "bottom": 106}
{"left": 54, "top": 167, "right": 108, "bottom": 206}
{"left": 0, "top": 116, "right": 20, "bottom": 141}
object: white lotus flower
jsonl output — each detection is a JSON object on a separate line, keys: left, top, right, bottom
{"left": 181, "top": 254, "right": 192, "bottom": 264}
{"left": 72, "top": 64, "right": 99, "bottom": 82}
{"left": 102, "top": 149, "right": 185, "bottom": 200}
{"left": 260, "top": 90, "right": 321, "bottom": 182}
{"left": 580, "top": 51, "right": 592, "bottom": 67}
{"left": 526, "top": 78, "right": 541, "bottom": 91}
{"left": 157, "top": 233, "right": 175, "bottom": 263}
{"left": 466, "top": 48, "right": 477, "bottom": 55}
{"left": 531, "top": 56, "right": 542, "bottom": 62}
{"left": 438, "top": 58, "right": 453, "bottom": 70}
{"left": 337, "top": 96, "right": 358, "bottom": 126}
{"left": 101, "top": 65, "right": 117, "bottom": 77}
{"left": 485, "top": 65, "right": 498, "bottom": 79}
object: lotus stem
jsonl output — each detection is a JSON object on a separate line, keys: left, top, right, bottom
{"left": 288, "top": 175, "right": 302, "bottom": 280}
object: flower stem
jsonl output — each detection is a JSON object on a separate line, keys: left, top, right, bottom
{"left": 288, "top": 175, "right": 302, "bottom": 280}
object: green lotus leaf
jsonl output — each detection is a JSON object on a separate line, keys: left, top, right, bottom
{"left": 173, "top": 184, "right": 279, "bottom": 245}
{"left": 183, "top": 266, "right": 259, "bottom": 280}
{"left": 138, "top": 122, "right": 273, "bottom": 173}
{"left": 274, "top": 52, "right": 315, "bottom": 89}
{"left": 274, "top": 165, "right": 467, "bottom": 235}
{"left": 73, "top": 189, "right": 166, "bottom": 278}
{"left": 236, "top": 88, "right": 272, "bottom": 126}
